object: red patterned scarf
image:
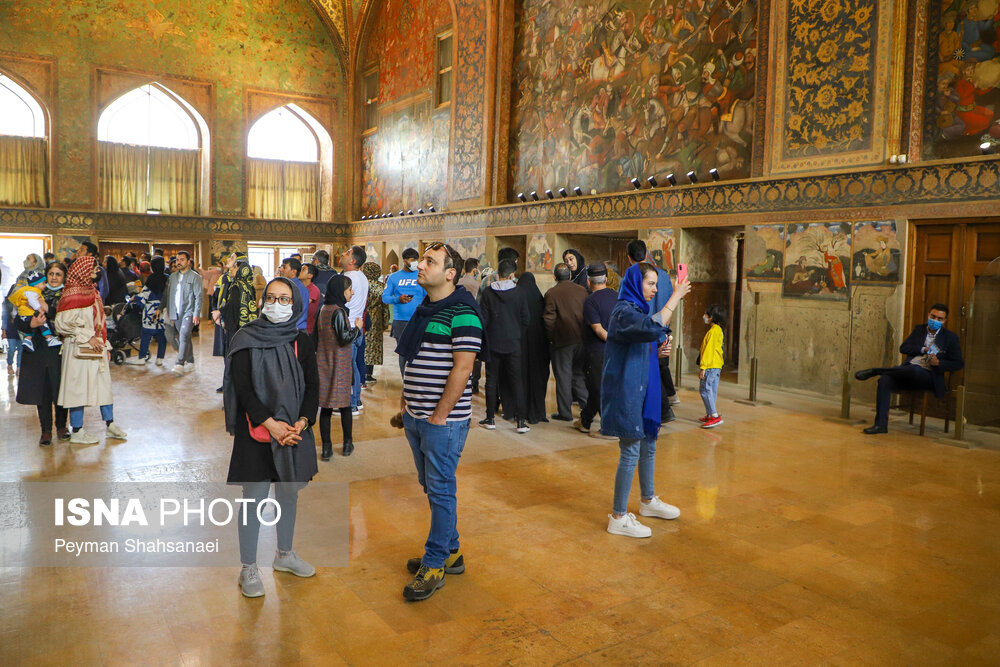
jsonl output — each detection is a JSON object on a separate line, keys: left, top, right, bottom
{"left": 60, "top": 256, "right": 106, "bottom": 341}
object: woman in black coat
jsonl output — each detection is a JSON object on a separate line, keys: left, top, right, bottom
{"left": 223, "top": 277, "right": 319, "bottom": 598}
{"left": 104, "top": 255, "right": 128, "bottom": 306}
{"left": 15, "top": 262, "right": 68, "bottom": 445}
{"left": 515, "top": 272, "right": 551, "bottom": 424}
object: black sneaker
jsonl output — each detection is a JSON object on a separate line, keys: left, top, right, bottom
{"left": 407, "top": 552, "right": 465, "bottom": 575}
{"left": 551, "top": 413, "right": 572, "bottom": 422}
{"left": 479, "top": 417, "right": 496, "bottom": 430}
{"left": 403, "top": 565, "right": 445, "bottom": 601}
{"left": 516, "top": 419, "right": 530, "bottom": 434}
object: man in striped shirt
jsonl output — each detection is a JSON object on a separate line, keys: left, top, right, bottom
{"left": 396, "top": 242, "right": 485, "bottom": 602}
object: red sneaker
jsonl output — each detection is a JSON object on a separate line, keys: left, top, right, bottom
{"left": 701, "top": 415, "right": 724, "bottom": 429}
{"left": 698, "top": 415, "right": 711, "bottom": 423}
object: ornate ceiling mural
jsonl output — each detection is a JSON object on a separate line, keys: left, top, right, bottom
{"left": 311, "top": 0, "right": 348, "bottom": 53}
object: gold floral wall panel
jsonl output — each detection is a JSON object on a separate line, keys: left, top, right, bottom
{"left": 771, "top": 0, "right": 893, "bottom": 174}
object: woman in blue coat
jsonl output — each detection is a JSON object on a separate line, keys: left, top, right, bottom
{"left": 601, "top": 262, "right": 690, "bottom": 538}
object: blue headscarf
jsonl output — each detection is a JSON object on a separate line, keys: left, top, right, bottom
{"left": 620, "top": 264, "right": 662, "bottom": 439}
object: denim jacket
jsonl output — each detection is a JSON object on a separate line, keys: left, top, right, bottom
{"left": 599, "top": 300, "right": 668, "bottom": 439}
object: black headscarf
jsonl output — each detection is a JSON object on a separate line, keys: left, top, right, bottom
{"left": 145, "top": 256, "right": 167, "bottom": 296}
{"left": 515, "top": 271, "right": 543, "bottom": 302}
{"left": 224, "top": 277, "right": 316, "bottom": 484}
{"left": 323, "top": 273, "right": 350, "bottom": 308}
{"left": 395, "top": 284, "right": 490, "bottom": 363}
{"left": 563, "top": 249, "right": 589, "bottom": 287}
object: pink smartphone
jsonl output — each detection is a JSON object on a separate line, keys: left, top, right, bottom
{"left": 676, "top": 263, "right": 688, "bottom": 284}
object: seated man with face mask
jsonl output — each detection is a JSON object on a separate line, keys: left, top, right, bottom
{"left": 382, "top": 248, "right": 427, "bottom": 376}
{"left": 854, "top": 303, "right": 964, "bottom": 434}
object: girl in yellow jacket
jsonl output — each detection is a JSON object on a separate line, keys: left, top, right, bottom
{"left": 699, "top": 305, "right": 726, "bottom": 429}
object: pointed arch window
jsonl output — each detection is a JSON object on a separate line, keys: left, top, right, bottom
{"left": 0, "top": 74, "right": 49, "bottom": 207}
{"left": 97, "top": 83, "right": 208, "bottom": 214}
{"left": 246, "top": 104, "right": 331, "bottom": 221}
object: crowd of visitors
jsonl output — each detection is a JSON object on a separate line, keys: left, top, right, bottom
{"left": 3, "top": 236, "right": 964, "bottom": 603}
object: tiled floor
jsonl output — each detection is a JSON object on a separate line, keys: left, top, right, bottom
{"left": 1, "top": 328, "right": 998, "bottom": 665}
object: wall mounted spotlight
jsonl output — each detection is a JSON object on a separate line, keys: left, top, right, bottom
{"left": 545, "top": 189, "right": 554, "bottom": 199}
{"left": 517, "top": 192, "right": 527, "bottom": 202}
{"left": 686, "top": 170, "right": 698, "bottom": 184}
{"left": 647, "top": 176, "right": 658, "bottom": 188}
{"left": 530, "top": 191, "right": 539, "bottom": 201}
{"left": 417, "top": 208, "right": 424, "bottom": 214}
{"left": 429, "top": 205, "right": 436, "bottom": 212}
{"left": 665, "top": 173, "right": 676, "bottom": 186}
{"left": 630, "top": 178, "right": 641, "bottom": 189}
{"left": 980, "top": 142, "right": 995, "bottom": 155}
{"left": 709, "top": 168, "right": 720, "bottom": 181}
{"left": 407, "top": 209, "right": 413, "bottom": 215}
{"left": 573, "top": 186, "right": 583, "bottom": 196}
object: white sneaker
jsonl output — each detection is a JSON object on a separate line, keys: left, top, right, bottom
{"left": 639, "top": 496, "right": 681, "bottom": 520}
{"left": 171, "top": 363, "right": 185, "bottom": 375}
{"left": 155, "top": 358, "right": 164, "bottom": 367}
{"left": 607, "top": 512, "right": 652, "bottom": 538}
{"left": 125, "top": 356, "right": 147, "bottom": 366}
{"left": 182, "top": 363, "right": 195, "bottom": 374}
{"left": 106, "top": 423, "right": 128, "bottom": 440}
{"left": 69, "top": 429, "right": 99, "bottom": 445}
{"left": 351, "top": 407, "right": 360, "bottom": 417}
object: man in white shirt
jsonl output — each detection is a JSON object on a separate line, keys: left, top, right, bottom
{"left": 160, "top": 251, "right": 202, "bottom": 375}
{"left": 340, "top": 245, "right": 369, "bottom": 411}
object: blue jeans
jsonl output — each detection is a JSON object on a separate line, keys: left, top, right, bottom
{"left": 613, "top": 435, "right": 657, "bottom": 515}
{"left": 139, "top": 328, "right": 167, "bottom": 359}
{"left": 403, "top": 413, "right": 470, "bottom": 568}
{"left": 351, "top": 332, "right": 365, "bottom": 407}
{"left": 6, "top": 336, "right": 22, "bottom": 369}
{"left": 70, "top": 404, "right": 114, "bottom": 428}
{"left": 700, "top": 368, "right": 721, "bottom": 416}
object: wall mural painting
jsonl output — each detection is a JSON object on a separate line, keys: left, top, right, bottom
{"left": 744, "top": 223, "right": 783, "bottom": 280}
{"left": 526, "top": 234, "right": 554, "bottom": 272}
{"left": 362, "top": 0, "right": 452, "bottom": 216}
{"left": 365, "top": 0, "right": 451, "bottom": 105}
{"left": 361, "top": 102, "right": 450, "bottom": 216}
{"left": 365, "top": 242, "right": 380, "bottom": 264}
{"left": 646, "top": 228, "right": 676, "bottom": 272}
{"left": 782, "top": 222, "right": 851, "bottom": 301}
{"left": 209, "top": 239, "right": 246, "bottom": 267}
{"left": 925, "top": 0, "right": 1000, "bottom": 158}
{"left": 508, "top": 0, "right": 758, "bottom": 201}
{"left": 447, "top": 237, "right": 488, "bottom": 268}
{"left": 781, "top": 0, "right": 878, "bottom": 159}
{"left": 852, "top": 220, "right": 901, "bottom": 284}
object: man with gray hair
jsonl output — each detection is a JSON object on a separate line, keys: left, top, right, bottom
{"left": 543, "top": 263, "right": 589, "bottom": 421}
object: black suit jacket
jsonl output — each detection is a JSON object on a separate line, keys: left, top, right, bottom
{"left": 899, "top": 325, "right": 963, "bottom": 397}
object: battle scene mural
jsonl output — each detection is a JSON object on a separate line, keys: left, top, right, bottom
{"left": 361, "top": 0, "right": 452, "bottom": 216}
{"left": 924, "top": 0, "right": 1000, "bottom": 158}
{"left": 508, "top": 0, "right": 758, "bottom": 200}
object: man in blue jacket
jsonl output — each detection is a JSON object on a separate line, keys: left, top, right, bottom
{"left": 854, "top": 304, "right": 964, "bottom": 434}
{"left": 383, "top": 248, "right": 426, "bottom": 376}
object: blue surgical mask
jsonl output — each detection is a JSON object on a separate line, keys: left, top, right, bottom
{"left": 927, "top": 318, "right": 943, "bottom": 333}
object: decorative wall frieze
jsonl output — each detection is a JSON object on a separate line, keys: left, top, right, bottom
{"left": 0, "top": 208, "right": 348, "bottom": 241}
{"left": 349, "top": 158, "right": 1000, "bottom": 238}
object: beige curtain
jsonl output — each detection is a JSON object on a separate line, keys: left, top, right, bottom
{"left": 247, "top": 157, "right": 320, "bottom": 221}
{"left": 0, "top": 135, "right": 49, "bottom": 207}
{"left": 99, "top": 142, "right": 149, "bottom": 213}
{"left": 149, "top": 146, "right": 199, "bottom": 214}
{"left": 100, "top": 142, "right": 199, "bottom": 214}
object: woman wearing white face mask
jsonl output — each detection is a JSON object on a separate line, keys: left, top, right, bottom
{"left": 223, "top": 277, "right": 320, "bottom": 598}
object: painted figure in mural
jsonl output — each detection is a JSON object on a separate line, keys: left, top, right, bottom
{"left": 822, "top": 245, "right": 848, "bottom": 291}
{"left": 931, "top": 2, "right": 1000, "bottom": 155}
{"left": 510, "top": 0, "right": 758, "bottom": 199}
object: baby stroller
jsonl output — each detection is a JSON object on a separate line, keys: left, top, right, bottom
{"left": 106, "top": 299, "right": 143, "bottom": 365}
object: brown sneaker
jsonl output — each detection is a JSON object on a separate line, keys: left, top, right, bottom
{"left": 403, "top": 565, "right": 445, "bottom": 601}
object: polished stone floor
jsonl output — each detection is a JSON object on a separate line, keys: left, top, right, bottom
{"left": 1, "top": 327, "right": 999, "bottom": 665}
